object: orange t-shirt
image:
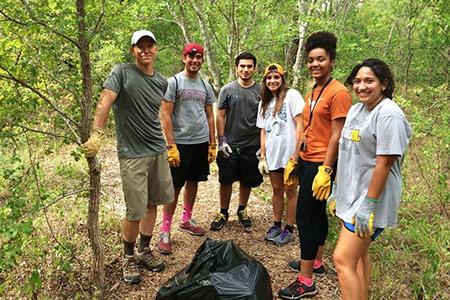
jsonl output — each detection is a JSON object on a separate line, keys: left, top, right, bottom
{"left": 300, "top": 79, "right": 352, "bottom": 162}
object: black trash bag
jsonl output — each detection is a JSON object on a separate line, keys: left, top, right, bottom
{"left": 156, "top": 238, "right": 273, "bottom": 300}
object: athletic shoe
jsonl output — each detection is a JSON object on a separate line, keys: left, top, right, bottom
{"left": 273, "top": 228, "right": 293, "bottom": 245}
{"left": 288, "top": 260, "right": 326, "bottom": 276}
{"left": 157, "top": 232, "right": 172, "bottom": 255}
{"left": 122, "top": 255, "right": 141, "bottom": 284}
{"left": 237, "top": 209, "right": 252, "bottom": 228}
{"left": 136, "top": 247, "right": 165, "bottom": 272}
{"left": 278, "top": 278, "right": 317, "bottom": 299}
{"left": 264, "top": 225, "right": 282, "bottom": 241}
{"left": 180, "top": 219, "right": 206, "bottom": 236}
{"left": 210, "top": 213, "right": 228, "bottom": 231}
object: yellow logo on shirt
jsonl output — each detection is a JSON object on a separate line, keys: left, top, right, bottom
{"left": 351, "top": 129, "right": 361, "bottom": 142}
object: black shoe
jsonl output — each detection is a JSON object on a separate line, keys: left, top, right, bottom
{"left": 237, "top": 209, "right": 252, "bottom": 228}
{"left": 278, "top": 278, "right": 317, "bottom": 299}
{"left": 288, "top": 260, "right": 325, "bottom": 276}
{"left": 210, "top": 213, "right": 228, "bottom": 231}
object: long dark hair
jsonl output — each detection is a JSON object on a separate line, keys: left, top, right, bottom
{"left": 345, "top": 58, "right": 395, "bottom": 99}
{"left": 260, "top": 64, "right": 289, "bottom": 117}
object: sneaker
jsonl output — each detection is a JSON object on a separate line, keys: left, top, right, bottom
{"left": 273, "top": 228, "right": 293, "bottom": 245}
{"left": 278, "top": 278, "right": 317, "bottom": 299}
{"left": 210, "top": 213, "right": 228, "bottom": 231}
{"left": 157, "top": 232, "right": 172, "bottom": 255}
{"left": 122, "top": 255, "right": 141, "bottom": 284}
{"left": 264, "top": 225, "right": 282, "bottom": 241}
{"left": 180, "top": 219, "right": 206, "bottom": 236}
{"left": 136, "top": 247, "right": 165, "bottom": 272}
{"left": 288, "top": 260, "right": 326, "bottom": 276}
{"left": 237, "top": 209, "right": 252, "bottom": 228}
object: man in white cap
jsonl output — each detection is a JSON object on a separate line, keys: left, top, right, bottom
{"left": 82, "top": 30, "right": 173, "bottom": 284}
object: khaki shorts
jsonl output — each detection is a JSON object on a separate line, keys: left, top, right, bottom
{"left": 119, "top": 152, "right": 174, "bottom": 221}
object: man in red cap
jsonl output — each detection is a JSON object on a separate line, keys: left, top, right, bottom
{"left": 158, "top": 42, "right": 216, "bottom": 254}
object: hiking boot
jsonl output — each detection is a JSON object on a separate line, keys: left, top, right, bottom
{"left": 237, "top": 209, "right": 252, "bottom": 228}
{"left": 180, "top": 219, "right": 206, "bottom": 236}
{"left": 157, "top": 232, "right": 172, "bottom": 255}
{"left": 136, "top": 247, "right": 165, "bottom": 272}
{"left": 210, "top": 213, "right": 228, "bottom": 231}
{"left": 288, "top": 260, "right": 326, "bottom": 276}
{"left": 278, "top": 278, "right": 317, "bottom": 299}
{"left": 264, "top": 225, "right": 282, "bottom": 241}
{"left": 274, "top": 228, "right": 294, "bottom": 245}
{"left": 122, "top": 255, "right": 141, "bottom": 284}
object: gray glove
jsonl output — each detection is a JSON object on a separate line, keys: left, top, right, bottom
{"left": 354, "top": 197, "right": 377, "bottom": 238}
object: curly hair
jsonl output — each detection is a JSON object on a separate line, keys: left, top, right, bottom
{"left": 345, "top": 58, "right": 395, "bottom": 99}
{"left": 304, "top": 31, "right": 337, "bottom": 60}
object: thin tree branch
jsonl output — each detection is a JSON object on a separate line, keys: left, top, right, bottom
{"left": 0, "top": 8, "right": 28, "bottom": 26}
{"left": 17, "top": 125, "right": 80, "bottom": 144}
{"left": 91, "top": 0, "right": 105, "bottom": 36}
{"left": 0, "top": 66, "right": 79, "bottom": 128}
{"left": 19, "top": 0, "right": 80, "bottom": 48}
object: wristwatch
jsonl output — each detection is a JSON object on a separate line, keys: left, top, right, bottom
{"left": 323, "top": 166, "right": 333, "bottom": 174}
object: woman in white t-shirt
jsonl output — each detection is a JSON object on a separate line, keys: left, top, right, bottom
{"left": 256, "top": 63, "right": 305, "bottom": 245}
{"left": 332, "top": 58, "right": 411, "bottom": 299}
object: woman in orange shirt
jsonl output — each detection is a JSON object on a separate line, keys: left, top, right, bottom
{"left": 279, "top": 31, "right": 352, "bottom": 299}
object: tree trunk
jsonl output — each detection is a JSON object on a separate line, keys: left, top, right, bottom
{"left": 292, "top": 0, "right": 310, "bottom": 88}
{"left": 190, "top": 0, "right": 221, "bottom": 93}
{"left": 76, "top": 0, "right": 104, "bottom": 291}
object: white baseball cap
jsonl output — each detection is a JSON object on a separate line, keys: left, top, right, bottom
{"left": 131, "top": 30, "right": 156, "bottom": 46}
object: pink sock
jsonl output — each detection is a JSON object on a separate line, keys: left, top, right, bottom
{"left": 181, "top": 203, "right": 193, "bottom": 223}
{"left": 313, "top": 259, "right": 323, "bottom": 269}
{"left": 161, "top": 213, "right": 173, "bottom": 233}
{"left": 298, "top": 275, "right": 314, "bottom": 286}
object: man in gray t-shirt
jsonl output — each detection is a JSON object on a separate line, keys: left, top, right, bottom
{"left": 82, "top": 30, "right": 172, "bottom": 284}
{"left": 157, "top": 43, "right": 216, "bottom": 255}
{"left": 210, "top": 51, "right": 263, "bottom": 231}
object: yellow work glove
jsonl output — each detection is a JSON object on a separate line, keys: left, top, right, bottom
{"left": 354, "top": 197, "right": 377, "bottom": 239}
{"left": 208, "top": 143, "right": 217, "bottom": 163}
{"left": 327, "top": 182, "right": 336, "bottom": 217}
{"left": 167, "top": 144, "right": 180, "bottom": 167}
{"left": 312, "top": 165, "right": 333, "bottom": 201}
{"left": 283, "top": 159, "right": 298, "bottom": 186}
{"left": 81, "top": 128, "right": 104, "bottom": 157}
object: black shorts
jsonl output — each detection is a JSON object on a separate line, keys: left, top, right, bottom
{"left": 216, "top": 145, "right": 263, "bottom": 188}
{"left": 171, "top": 142, "right": 210, "bottom": 188}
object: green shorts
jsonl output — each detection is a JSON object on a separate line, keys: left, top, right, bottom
{"left": 119, "top": 152, "right": 174, "bottom": 221}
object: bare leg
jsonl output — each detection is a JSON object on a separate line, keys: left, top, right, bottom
{"left": 333, "top": 224, "right": 372, "bottom": 300}
{"left": 163, "top": 187, "right": 182, "bottom": 215}
{"left": 316, "top": 246, "right": 324, "bottom": 262}
{"left": 238, "top": 184, "right": 251, "bottom": 207}
{"left": 357, "top": 252, "right": 371, "bottom": 299}
{"left": 184, "top": 180, "right": 198, "bottom": 208}
{"left": 269, "top": 172, "right": 285, "bottom": 222}
{"left": 299, "top": 259, "right": 315, "bottom": 278}
{"left": 285, "top": 179, "right": 298, "bottom": 226}
{"left": 219, "top": 184, "right": 232, "bottom": 209}
{"left": 139, "top": 205, "right": 157, "bottom": 236}
{"left": 122, "top": 219, "right": 140, "bottom": 242}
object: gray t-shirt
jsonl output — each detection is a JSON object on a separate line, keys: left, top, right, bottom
{"left": 218, "top": 81, "right": 261, "bottom": 148}
{"left": 103, "top": 63, "right": 168, "bottom": 158}
{"left": 164, "top": 72, "right": 216, "bottom": 144}
{"left": 335, "top": 98, "right": 412, "bottom": 228}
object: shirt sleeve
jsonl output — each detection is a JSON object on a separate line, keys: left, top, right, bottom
{"left": 287, "top": 89, "right": 305, "bottom": 117}
{"left": 376, "top": 113, "right": 411, "bottom": 156}
{"left": 256, "top": 101, "right": 265, "bottom": 129}
{"left": 205, "top": 82, "right": 216, "bottom": 105}
{"left": 330, "top": 89, "right": 352, "bottom": 120}
{"left": 163, "top": 76, "right": 177, "bottom": 103}
{"left": 217, "top": 86, "right": 229, "bottom": 110}
{"left": 103, "top": 64, "right": 123, "bottom": 93}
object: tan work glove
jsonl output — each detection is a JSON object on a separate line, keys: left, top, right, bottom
{"left": 167, "top": 144, "right": 180, "bottom": 167}
{"left": 312, "top": 165, "right": 333, "bottom": 200}
{"left": 81, "top": 128, "right": 104, "bottom": 157}
{"left": 208, "top": 143, "right": 217, "bottom": 163}
{"left": 327, "top": 182, "right": 336, "bottom": 217}
{"left": 283, "top": 159, "right": 298, "bottom": 186}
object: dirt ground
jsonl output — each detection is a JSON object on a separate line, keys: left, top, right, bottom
{"left": 99, "top": 142, "right": 341, "bottom": 300}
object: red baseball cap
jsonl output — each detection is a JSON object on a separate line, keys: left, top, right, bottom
{"left": 183, "top": 43, "right": 204, "bottom": 55}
